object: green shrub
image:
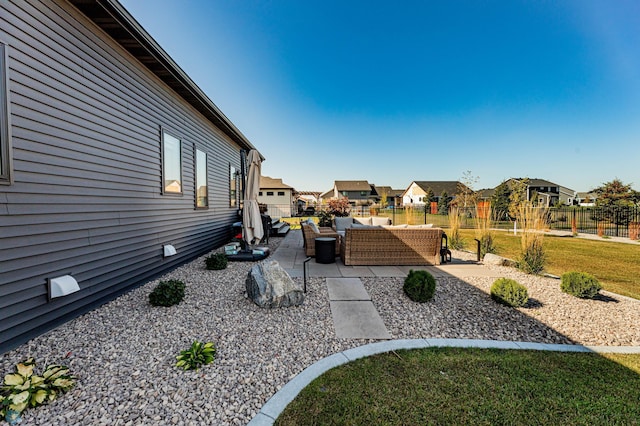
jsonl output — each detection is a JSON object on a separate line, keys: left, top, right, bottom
{"left": 149, "top": 279, "right": 185, "bottom": 306}
{"left": 560, "top": 272, "right": 602, "bottom": 299}
{"left": 205, "top": 252, "right": 228, "bottom": 270}
{"left": 490, "top": 278, "right": 529, "bottom": 307}
{"left": 403, "top": 270, "right": 436, "bottom": 302}
{"left": 175, "top": 341, "right": 216, "bottom": 371}
{"left": 518, "top": 239, "right": 546, "bottom": 275}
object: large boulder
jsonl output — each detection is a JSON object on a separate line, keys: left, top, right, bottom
{"left": 246, "top": 260, "right": 304, "bottom": 308}
{"left": 483, "top": 253, "right": 517, "bottom": 267}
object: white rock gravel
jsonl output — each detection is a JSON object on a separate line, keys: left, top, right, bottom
{"left": 2, "top": 244, "right": 638, "bottom": 425}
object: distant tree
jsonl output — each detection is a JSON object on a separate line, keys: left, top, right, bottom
{"left": 457, "top": 170, "right": 479, "bottom": 208}
{"left": 491, "top": 181, "right": 511, "bottom": 221}
{"left": 379, "top": 190, "right": 388, "bottom": 208}
{"left": 438, "top": 191, "right": 451, "bottom": 215}
{"left": 509, "top": 178, "right": 529, "bottom": 220}
{"left": 424, "top": 188, "right": 435, "bottom": 204}
{"left": 592, "top": 179, "right": 640, "bottom": 225}
{"left": 594, "top": 179, "right": 640, "bottom": 207}
{"left": 328, "top": 197, "right": 351, "bottom": 217}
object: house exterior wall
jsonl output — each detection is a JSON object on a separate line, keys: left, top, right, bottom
{"left": 402, "top": 183, "right": 427, "bottom": 205}
{"left": 0, "top": 0, "right": 247, "bottom": 352}
{"left": 257, "top": 189, "right": 293, "bottom": 218}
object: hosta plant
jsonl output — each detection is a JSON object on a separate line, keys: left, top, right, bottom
{"left": 1, "top": 358, "right": 75, "bottom": 422}
{"left": 175, "top": 341, "right": 216, "bottom": 371}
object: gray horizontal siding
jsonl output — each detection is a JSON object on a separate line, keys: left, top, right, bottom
{"left": 0, "top": 0, "right": 247, "bottom": 352}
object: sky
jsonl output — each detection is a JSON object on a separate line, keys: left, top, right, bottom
{"left": 119, "top": 0, "right": 640, "bottom": 193}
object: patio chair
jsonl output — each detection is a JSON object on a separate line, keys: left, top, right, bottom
{"left": 300, "top": 221, "right": 341, "bottom": 257}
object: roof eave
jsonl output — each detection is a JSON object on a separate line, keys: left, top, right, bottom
{"left": 68, "top": 0, "right": 257, "bottom": 153}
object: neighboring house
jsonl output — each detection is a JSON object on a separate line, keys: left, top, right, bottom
{"left": 507, "top": 178, "right": 575, "bottom": 207}
{"left": 372, "top": 185, "right": 404, "bottom": 207}
{"left": 257, "top": 176, "right": 294, "bottom": 218}
{"left": 575, "top": 191, "right": 597, "bottom": 207}
{"left": 0, "top": 0, "right": 261, "bottom": 353}
{"left": 322, "top": 180, "right": 378, "bottom": 206}
{"left": 402, "top": 181, "right": 467, "bottom": 206}
{"left": 476, "top": 188, "right": 495, "bottom": 201}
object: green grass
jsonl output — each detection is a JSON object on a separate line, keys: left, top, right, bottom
{"left": 276, "top": 348, "right": 640, "bottom": 426}
{"left": 458, "top": 229, "right": 640, "bottom": 300}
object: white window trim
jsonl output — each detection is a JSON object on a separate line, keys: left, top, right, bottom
{"left": 161, "top": 128, "right": 183, "bottom": 195}
{"left": 195, "top": 147, "right": 208, "bottom": 209}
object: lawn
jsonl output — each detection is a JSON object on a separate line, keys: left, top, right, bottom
{"left": 276, "top": 348, "right": 640, "bottom": 425}
{"left": 458, "top": 229, "right": 640, "bottom": 300}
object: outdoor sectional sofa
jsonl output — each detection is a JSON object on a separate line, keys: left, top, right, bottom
{"left": 339, "top": 225, "right": 444, "bottom": 266}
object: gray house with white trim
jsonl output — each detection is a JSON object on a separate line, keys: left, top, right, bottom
{"left": 0, "top": 0, "right": 260, "bottom": 352}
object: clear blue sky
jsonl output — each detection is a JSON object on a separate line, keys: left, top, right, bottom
{"left": 120, "top": 0, "right": 640, "bottom": 193}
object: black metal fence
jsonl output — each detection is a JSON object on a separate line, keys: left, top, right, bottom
{"left": 272, "top": 203, "right": 640, "bottom": 239}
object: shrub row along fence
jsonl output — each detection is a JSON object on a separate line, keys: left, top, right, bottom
{"left": 270, "top": 204, "right": 640, "bottom": 239}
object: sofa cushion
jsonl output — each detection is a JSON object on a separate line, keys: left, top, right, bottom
{"left": 307, "top": 221, "right": 320, "bottom": 233}
{"left": 351, "top": 223, "right": 374, "bottom": 228}
{"left": 371, "top": 216, "right": 391, "bottom": 226}
{"left": 334, "top": 217, "right": 354, "bottom": 232}
{"left": 353, "top": 217, "right": 372, "bottom": 225}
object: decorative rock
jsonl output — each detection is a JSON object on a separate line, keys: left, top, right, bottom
{"left": 483, "top": 253, "right": 516, "bottom": 267}
{"left": 246, "top": 260, "right": 304, "bottom": 308}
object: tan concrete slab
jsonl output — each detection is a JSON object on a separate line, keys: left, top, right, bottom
{"left": 326, "top": 278, "right": 370, "bottom": 301}
{"left": 307, "top": 262, "right": 342, "bottom": 277}
{"left": 337, "top": 265, "right": 377, "bottom": 277}
{"left": 369, "top": 266, "right": 406, "bottom": 277}
{"left": 330, "top": 301, "right": 391, "bottom": 339}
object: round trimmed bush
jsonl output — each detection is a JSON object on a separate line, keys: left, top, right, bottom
{"left": 403, "top": 270, "right": 436, "bottom": 303}
{"left": 560, "top": 271, "right": 601, "bottom": 299}
{"left": 149, "top": 279, "right": 185, "bottom": 306}
{"left": 490, "top": 278, "right": 528, "bottom": 307}
{"left": 205, "top": 253, "right": 228, "bottom": 270}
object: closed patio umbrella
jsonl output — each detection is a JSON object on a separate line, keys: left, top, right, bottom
{"left": 242, "top": 149, "right": 264, "bottom": 245}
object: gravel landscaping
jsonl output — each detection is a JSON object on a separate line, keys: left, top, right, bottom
{"left": 2, "top": 238, "right": 639, "bottom": 425}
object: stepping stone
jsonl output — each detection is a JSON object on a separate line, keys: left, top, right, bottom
{"left": 326, "top": 278, "right": 370, "bottom": 301}
{"left": 330, "top": 301, "right": 391, "bottom": 339}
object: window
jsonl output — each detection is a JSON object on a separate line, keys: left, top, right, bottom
{"left": 0, "top": 42, "right": 11, "bottom": 185}
{"left": 258, "top": 191, "right": 263, "bottom": 196}
{"left": 266, "top": 191, "right": 274, "bottom": 196}
{"left": 278, "top": 191, "right": 285, "bottom": 196}
{"left": 360, "top": 191, "right": 368, "bottom": 196}
{"left": 195, "top": 148, "right": 208, "bottom": 208}
{"left": 341, "top": 191, "right": 348, "bottom": 197}
{"left": 229, "top": 164, "right": 237, "bottom": 207}
{"left": 162, "top": 130, "right": 182, "bottom": 194}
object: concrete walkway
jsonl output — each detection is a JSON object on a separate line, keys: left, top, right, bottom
{"left": 269, "top": 229, "right": 503, "bottom": 279}
{"left": 327, "top": 278, "right": 391, "bottom": 339}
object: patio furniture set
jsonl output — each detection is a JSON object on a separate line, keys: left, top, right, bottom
{"left": 300, "top": 217, "right": 448, "bottom": 266}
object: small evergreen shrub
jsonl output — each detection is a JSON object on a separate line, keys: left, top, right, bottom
{"left": 560, "top": 272, "right": 602, "bottom": 299}
{"left": 149, "top": 279, "right": 185, "bottom": 306}
{"left": 205, "top": 252, "right": 228, "bottom": 270}
{"left": 517, "top": 240, "right": 546, "bottom": 275}
{"left": 403, "top": 270, "right": 436, "bottom": 302}
{"left": 490, "top": 278, "right": 528, "bottom": 307}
